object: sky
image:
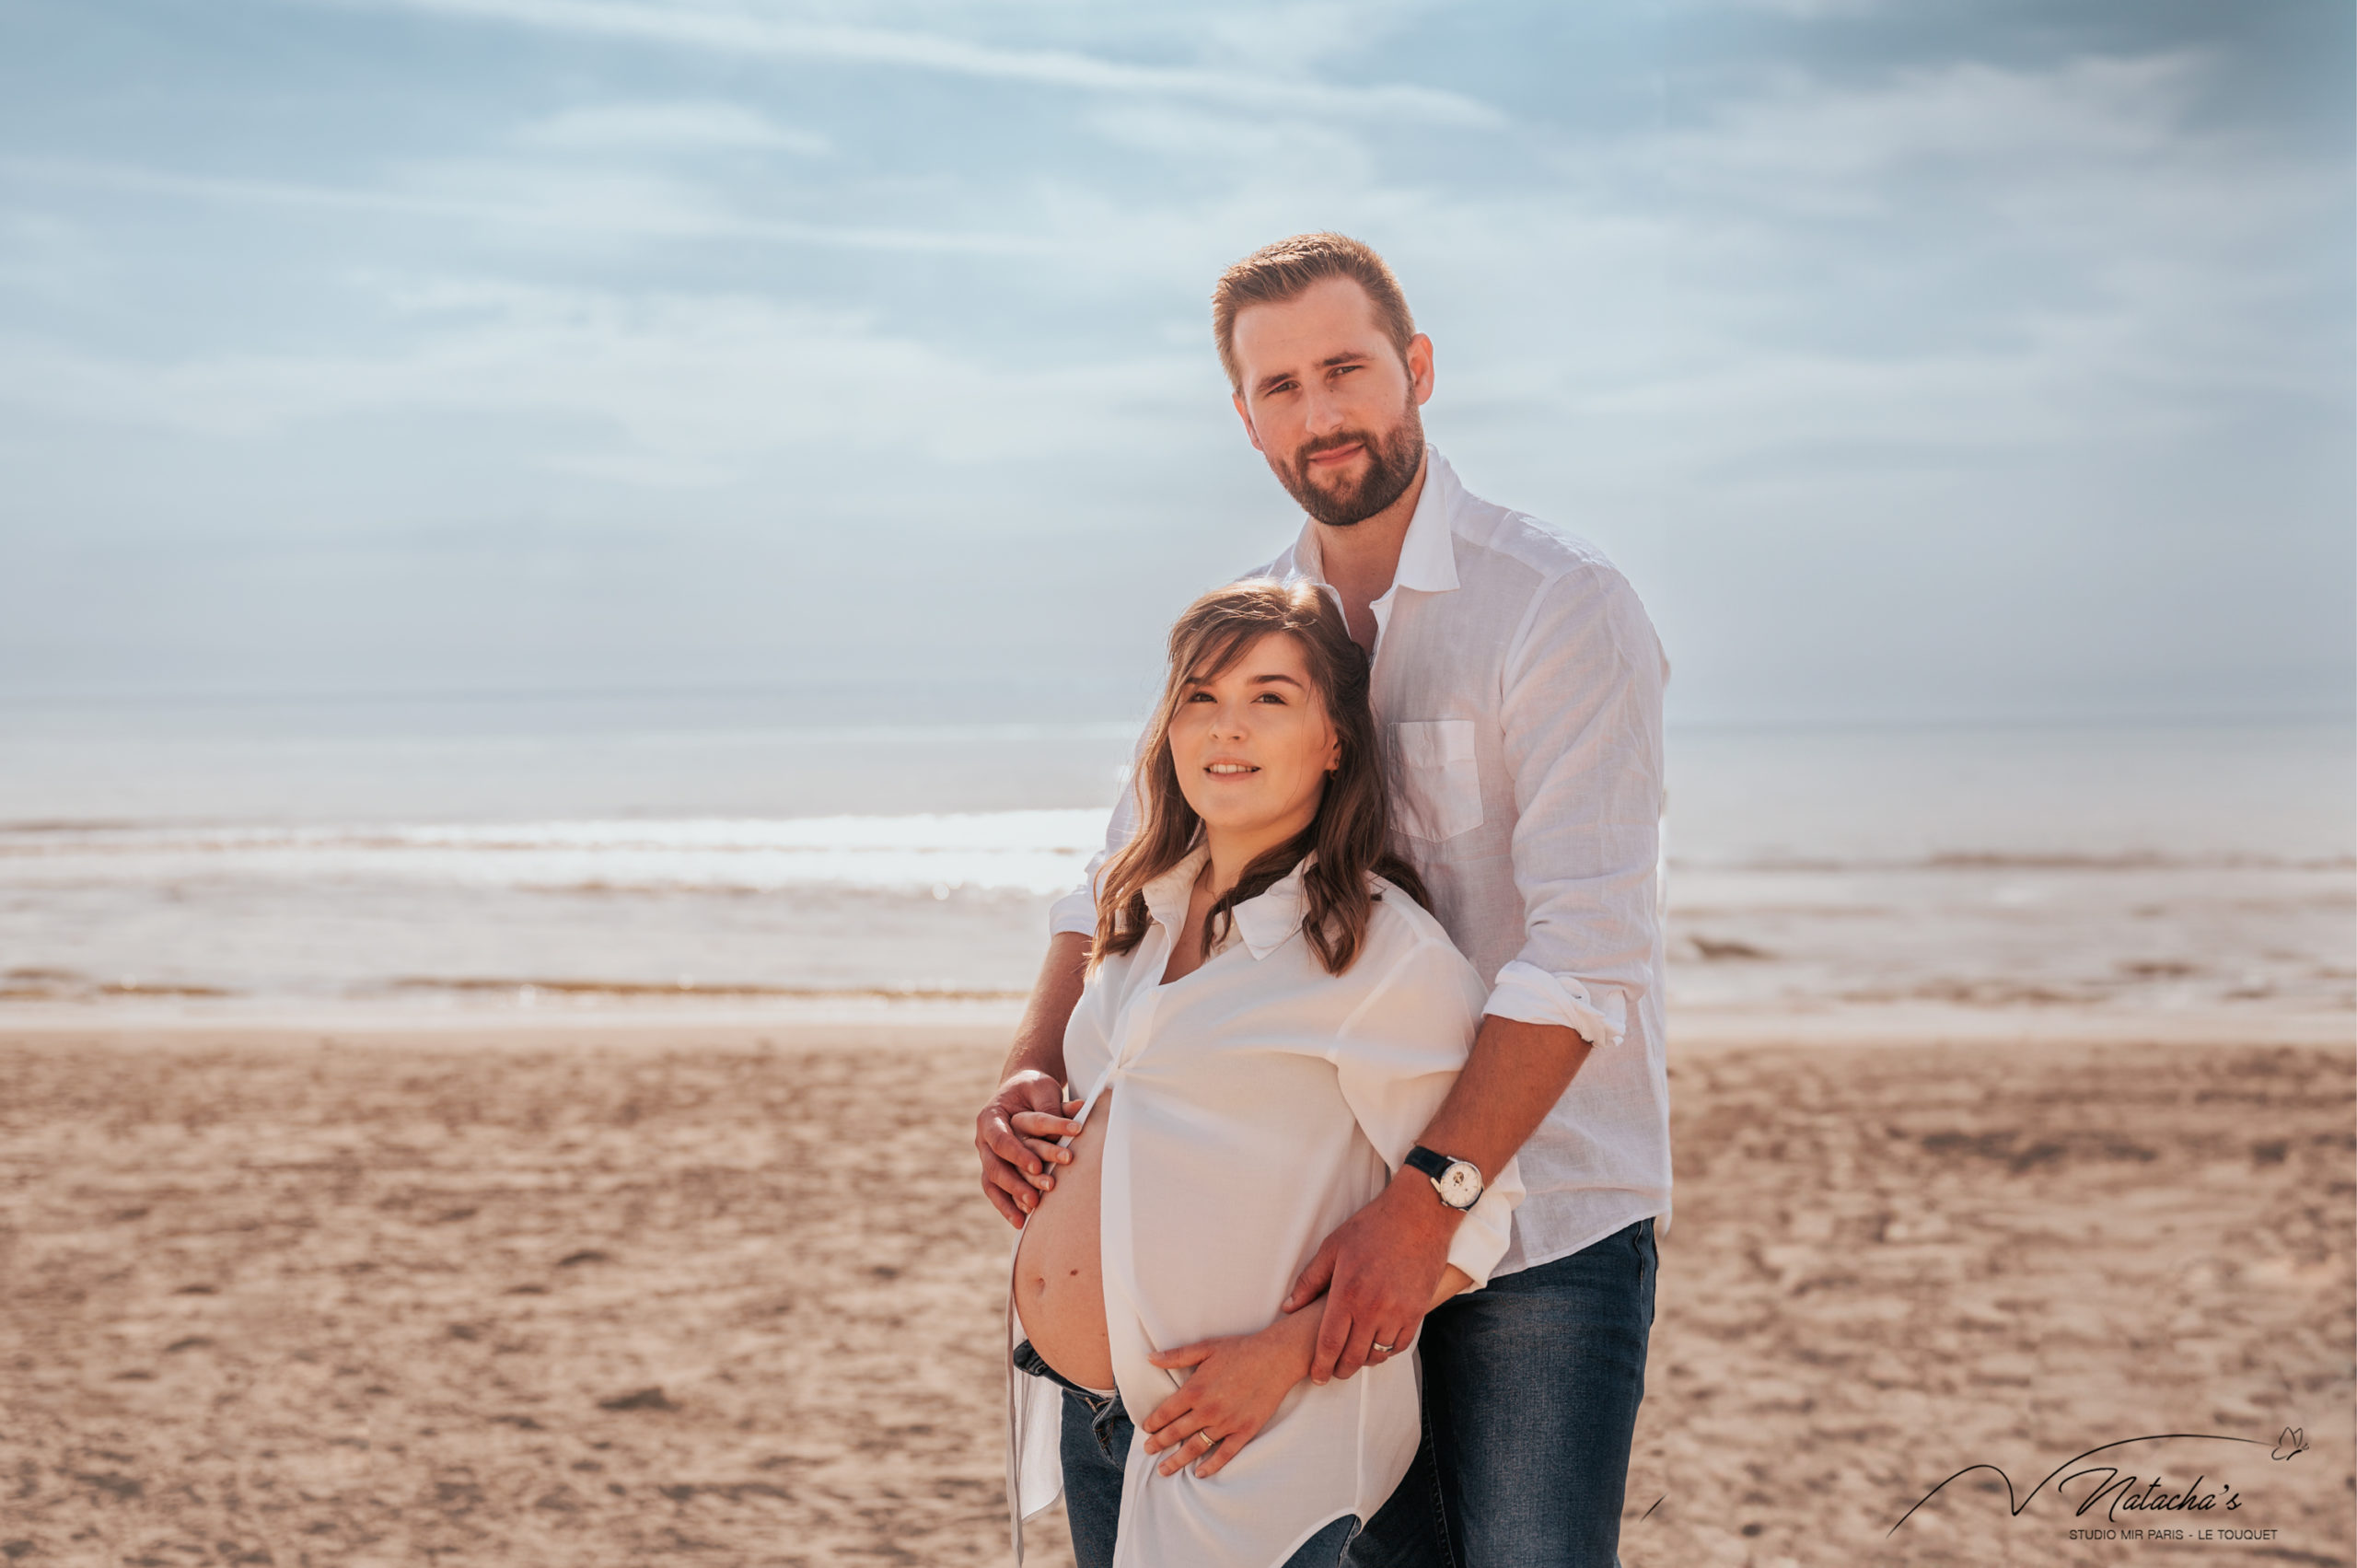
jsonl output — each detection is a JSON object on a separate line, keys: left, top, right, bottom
{"left": 0, "top": 0, "right": 2349, "bottom": 725}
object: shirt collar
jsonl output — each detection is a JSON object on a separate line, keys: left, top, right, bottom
{"left": 1139, "top": 845, "right": 1209, "bottom": 934}
{"left": 1389, "top": 448, "right": 1461, "bottom": 595}
{"left": 1284, "top": 446, "right": 1461, "bottom": 598}
{"left": 1227, "top": 855, "right": 1311, "bottom": 960}
{"left": 1136, "top": 845, "right": 1313, "bottom": 962}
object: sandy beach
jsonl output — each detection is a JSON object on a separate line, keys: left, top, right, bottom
{"left": 2, "top": 1015, "right": 2350, "bottom": 1567}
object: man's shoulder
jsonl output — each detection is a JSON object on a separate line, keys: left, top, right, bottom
{"left": 1448, "top": 482, "right": 1627, "bottom": 597}
{"left": 1445, "top": 474, "right": 1665, "bottom": 669}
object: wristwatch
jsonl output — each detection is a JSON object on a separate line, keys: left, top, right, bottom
{"left": 1403, "top": 1145, "right": 1484, "bottom": 1211}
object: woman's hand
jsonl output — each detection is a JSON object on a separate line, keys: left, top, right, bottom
{"left": 1137, "top": 1307, "right": 1324, "bottom": 1480}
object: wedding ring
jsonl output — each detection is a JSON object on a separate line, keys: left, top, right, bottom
{"left": 1193, "top": 1430, "right": 1216, "bottom": 1448}
{"left": 1372, "top": 1342, "right": 1395, "bottom": 1354}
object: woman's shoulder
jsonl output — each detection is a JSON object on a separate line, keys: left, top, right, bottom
{"left": 1360, "top": 874, "right": 1479, "bottom": 981}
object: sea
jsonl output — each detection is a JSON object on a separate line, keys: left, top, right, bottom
{"left": 2, "top": 691, "right": 2350, "bottom": 1029}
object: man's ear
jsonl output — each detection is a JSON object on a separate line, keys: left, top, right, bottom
{"left": 1232, "top": 390, "right": 1264, "bottom": 453}
{"left": 1406, "top": 333, "right": 1435, "bottom": 407}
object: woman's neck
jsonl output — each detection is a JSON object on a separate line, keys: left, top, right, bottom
{"left": 1201, "top": 820, "right": 1310, "bottom": 901}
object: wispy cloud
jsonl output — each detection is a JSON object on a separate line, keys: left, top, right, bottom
{"left": 1662, "top": 52, "right": 2212, "bottom": 200}
{"left": 0, "top": 277, "right": 1209, "bottom": 485}
{"left": 0, "top": 155, "right": 1043, "bottom": 254}
{"left": 519, "top": 101, "right": 831, "bottom": 156}
{"left": 313, "top": 0, "right": 1505, "bottom": 128}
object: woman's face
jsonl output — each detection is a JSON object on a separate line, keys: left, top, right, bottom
{"left": 1167, "top": 632, "right": 1341, "bottom": 848}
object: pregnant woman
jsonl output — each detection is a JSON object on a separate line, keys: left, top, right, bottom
{"left": 1002, "top": 578, "right": 1521, "bottom": 1568}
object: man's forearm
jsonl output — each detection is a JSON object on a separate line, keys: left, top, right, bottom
{"left": 997, "top": 930, "right": 1091, "bottom": 1087}
{"left": 1415, "top": 1014, "right": 1593, "bottom": 1183}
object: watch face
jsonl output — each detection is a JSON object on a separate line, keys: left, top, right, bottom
{"left": 1437, "top": 1160, "right": 1482, "bottom": 1208}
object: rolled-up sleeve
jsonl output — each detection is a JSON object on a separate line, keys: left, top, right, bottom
{"left": 1484, "top": 564, "right": 1667, "bottom": 1049}
{"left": 1332, "top": 934, "right": 1526, "bottom": 1289}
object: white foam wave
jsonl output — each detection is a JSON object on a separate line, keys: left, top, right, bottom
{"left": 0, "top": 809, "right": 1112, "bottom": 896}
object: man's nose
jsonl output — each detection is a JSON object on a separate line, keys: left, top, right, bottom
{"left": 1301, "top": 382, "right": 1347, "bottom": 436}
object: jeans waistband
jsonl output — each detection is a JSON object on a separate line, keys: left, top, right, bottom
{"left": 1012, "top": 1338, "right": 1119, "bottom": 1405}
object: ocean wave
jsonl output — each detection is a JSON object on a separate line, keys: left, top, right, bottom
{"left": 1669, "top": 851, "right": 2357, "bottom": 874}
{"left": 384, "top": 977, "right": 1028, "bottom": 1001}
{"left": 0, "top": 810, "right": 1112, "bottom": 896}
{"left": 0, "top": 809, "right": 1111, "bottom": 854}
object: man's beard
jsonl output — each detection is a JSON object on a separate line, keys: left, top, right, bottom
{"left": 1276, "top": 399, "right": 1425, "bottom": 528}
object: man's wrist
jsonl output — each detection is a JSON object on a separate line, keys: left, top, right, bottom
{"left": 1387, "top": 1163, "right": 1469, "bottom": 1228}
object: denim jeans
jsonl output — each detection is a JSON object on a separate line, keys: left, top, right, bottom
{"left": 1015, "top": 1341, "right": 1357, "bottom": 1568}
{"left": 1344, "top": 1216, "right": 1658, "bottom": 1568}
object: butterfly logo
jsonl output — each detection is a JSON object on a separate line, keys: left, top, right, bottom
{"left": 2270, "top": 1427, "right": 2306, "bottom": 1461}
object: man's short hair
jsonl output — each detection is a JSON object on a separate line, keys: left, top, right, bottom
{"left": 1212, "top": 233, "right": 1417, "bottom": 393}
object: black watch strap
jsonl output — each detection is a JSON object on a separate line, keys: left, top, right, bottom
{"left": 1402, "top": 1145, "right": 1453, "bottom": 1181}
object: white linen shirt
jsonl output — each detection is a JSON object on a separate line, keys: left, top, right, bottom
{"left": 1048, "top": 448, "right": 1671, "bottom": 1273}
{"left": 1009, "top": 847, "right": 1523, "bottom": 1568}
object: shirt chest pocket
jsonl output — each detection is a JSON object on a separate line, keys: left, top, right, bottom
{"left": 1391, "top": 719, "right": 1484, "bottom": 842}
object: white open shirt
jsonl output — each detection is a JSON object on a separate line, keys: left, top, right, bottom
{"left": 1009, "top": 847, "right": 1524, "bottom": 1567}
{"left": 1050, "top": 448, "right": 1673, "bottom": 1276}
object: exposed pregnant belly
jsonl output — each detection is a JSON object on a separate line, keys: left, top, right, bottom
{"left": 1013, "top": 1086, "right": 1114, "bottom": 1392}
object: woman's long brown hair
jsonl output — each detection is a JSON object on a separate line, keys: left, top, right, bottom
{"left": 1094, "top": 577, "right": 1429, "bottom": 977}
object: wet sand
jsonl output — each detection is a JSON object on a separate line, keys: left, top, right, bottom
{"left": 1, "top": 1021, "right": 2350, "bottom": 1566}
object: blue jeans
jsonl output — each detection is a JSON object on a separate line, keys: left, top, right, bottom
{"left": 1016, "top": 1342, "right": 1357, "bottom": 1568}
{"left": 1344, "top": 1216, "right": 1658, "bottom": 1568}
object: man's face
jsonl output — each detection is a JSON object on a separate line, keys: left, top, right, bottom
{"left": 1229, "top": 275, "right": 1434, "bottom": 528}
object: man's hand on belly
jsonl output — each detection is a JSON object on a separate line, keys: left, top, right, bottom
{"left": 978, "top": 930, "right": 1092, "bottom": 1226}
{"left": 975, "top": 1071, "right": 1083, "bottom": 1226}
{"left": 1283, "top": 1175, "right": 1460, "bottom": 1385}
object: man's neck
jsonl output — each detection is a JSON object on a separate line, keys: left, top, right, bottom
{"left": 1313, "top": 447, "right": 1429, "bottom": 654}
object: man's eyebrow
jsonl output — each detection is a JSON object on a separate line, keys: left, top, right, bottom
{"left": 1254, "top": 351, "right": 1373, "bottom": 396}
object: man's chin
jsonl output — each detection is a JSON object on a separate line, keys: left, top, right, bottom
{"left": 1294, "top": 470, "right": 1376, "bottom": 526}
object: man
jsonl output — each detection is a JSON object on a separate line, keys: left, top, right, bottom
{"left": 976, "top": 232, "right": 1670, "bottom": 1568}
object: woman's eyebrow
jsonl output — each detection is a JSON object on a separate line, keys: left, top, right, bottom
{"left": 1178, "top": 670, "right": 1304, "bottom": 691}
